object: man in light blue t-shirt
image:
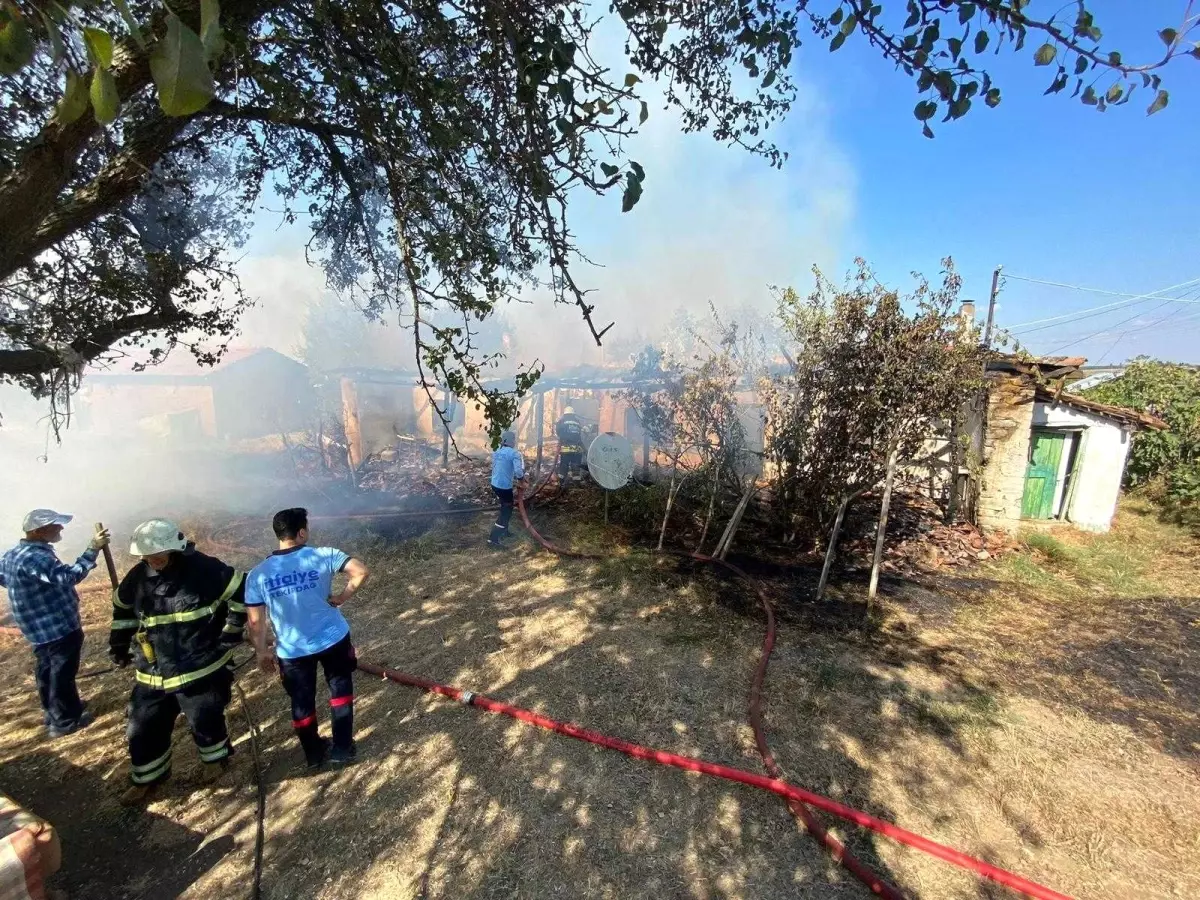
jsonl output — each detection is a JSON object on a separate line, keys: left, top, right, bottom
{"left": 488, "top": 429, "right": 525, "bottom": 547}
{"left": 246, "top": 508, "right": 370, "bottom": 768}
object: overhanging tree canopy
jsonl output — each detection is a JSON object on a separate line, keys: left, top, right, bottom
{"left": 1, "top": 0, "right": 1196, "bottom": 439}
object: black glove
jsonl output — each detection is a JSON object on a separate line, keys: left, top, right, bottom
{"left": 108, "top": 648, "right": 132, "bottom": 668}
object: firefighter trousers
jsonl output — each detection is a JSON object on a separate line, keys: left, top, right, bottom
{"left": 278, "top": 634, "right": 356, "bottom": 765}
{"left": 126, "top": 667, "right": 233, "bottom": 785}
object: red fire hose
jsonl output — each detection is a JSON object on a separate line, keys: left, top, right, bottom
{"left": 510, "top": 492, "right": 1071, "bottom": 900}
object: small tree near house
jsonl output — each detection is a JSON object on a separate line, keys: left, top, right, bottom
{"left": 622, "top": 342, "right": 747, "bottom": 552}
{"left": 761, "top": 259, "right": 986, "bottom": 592}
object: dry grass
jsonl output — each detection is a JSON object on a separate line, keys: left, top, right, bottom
{"left": 0, "top": 499, "right": 1197, "bottom": 899}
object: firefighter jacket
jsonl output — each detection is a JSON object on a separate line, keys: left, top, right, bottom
{"left": 109, "top": 544, "right": 247, "bottom": 693}
{"left": 555, "top": 414, "right": 583, "bottom": 447}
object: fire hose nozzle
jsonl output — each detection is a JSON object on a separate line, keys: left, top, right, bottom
{"left": 459, "top": 690, "right": 476, "bottom": 706}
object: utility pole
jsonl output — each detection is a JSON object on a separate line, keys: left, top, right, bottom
{"left": 983, "top": 265, "right": 1002, "bottom": 348}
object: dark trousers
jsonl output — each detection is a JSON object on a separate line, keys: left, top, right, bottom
{"left": 33, "top": 628, "right": 84, "bottom": 729}
{"left": 559, "top": 450, "right": 582, "bottom": 478}
{"left": 278, "top": 634, "right": 356, "bottom": 764}
{"left": 490, "top": 487, "right": 515, "bottom": 544}
{"left": 127, "top": 668, "right": 232, "bottom": 785}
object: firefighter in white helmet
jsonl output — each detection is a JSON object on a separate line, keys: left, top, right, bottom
{"left": 109, "top": 519, "right": 247, "bottom": 800}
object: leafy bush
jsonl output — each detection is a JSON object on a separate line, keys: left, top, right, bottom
{"left": 1083, "top": 359, "right": 1200, "bottom": 506}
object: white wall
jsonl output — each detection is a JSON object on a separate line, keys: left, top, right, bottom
{"left": 1032, "top": 401, "right": 1132, "bottom": 532}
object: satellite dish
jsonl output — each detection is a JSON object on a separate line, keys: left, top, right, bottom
{"left": 587, "top": 432, "right": 635, "bottom": 490}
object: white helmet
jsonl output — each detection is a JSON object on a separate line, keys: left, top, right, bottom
{"left": 130, "top": 519, "right": 187, "bottom": 556}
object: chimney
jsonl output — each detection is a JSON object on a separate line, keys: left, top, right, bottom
{"left": 960, "top": 301, "right": 976, "bottom": 328}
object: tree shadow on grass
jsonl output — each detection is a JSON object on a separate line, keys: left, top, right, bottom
{"left": 0, "top": 751, "right": 235, "bottom": 900}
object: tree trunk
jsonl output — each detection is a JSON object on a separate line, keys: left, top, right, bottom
{"left": 696, "top": 462, "right": 722, "bottom": 553}
{"left": 657, "top": 460, "right": 681, "bottom": 551}
{"left": 867, "top": 448, "right": 900, "bottom": 606}
{"left": 715, "top": 479, "right": 755, "bottom": 560}
{"left": 816, "top": 492, "right": 858, "bottom": 602}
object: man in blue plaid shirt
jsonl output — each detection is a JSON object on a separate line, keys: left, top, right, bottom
{"left": 0, "top": 509, "right": 110, "bottom": 738}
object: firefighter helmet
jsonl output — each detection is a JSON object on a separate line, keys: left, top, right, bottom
{"left": 129, "top": 519, "right": 187, "bottom": 556}
{"left": 563, "top": 406, "right": 575, "bottom": 415}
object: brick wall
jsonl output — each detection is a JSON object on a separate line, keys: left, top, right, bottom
{"left": 977, "top": 372, "right": 1034, "bottom": 532}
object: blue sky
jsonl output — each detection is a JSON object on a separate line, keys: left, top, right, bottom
{"left": 238, "top": 2, "right": 1200, "bottom": 369}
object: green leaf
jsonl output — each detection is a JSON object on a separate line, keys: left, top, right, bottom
{"left": 150, "top": 14, "right": 216, "bottom": 116}
{"left": 1043, "top": 71, "right": 1067, "bottom": 94}
{"left": 639, "top": 100, "right": 648, "bottom": 124}
{"left": 90, "top": 66, "right": 119, "bottom": 123}
{"left": 1074, "top": 55, "right": 1088, "bottom": 75}
{"left": 829, "top": 7, "right": 844, "bottom": 26}
{"left": 830, "top": 31, "right": 846, "bottom": 52}
{"left": 623, "top": 72, "right": 640, "bottom": 88}
{"left": 57, "top": 68, "right": 90, "bottom": 124}
{"left": 947, "top": 37, "right": 962, "bottom": 61}
{"left": 629, "top": 160, "right": 645, "bottom": 182}
{"left": 904, "top": 2, "right": 919, "bottom": 29}
{"left": 200, "top": 0, "right": 224, "bottom": 59}
{"left": 1105, "top": 83, "right": 1123, "bottom": 103}
{"left": 0, "top": 11, "right": 35, "bottom": 75}
{"left": 913, "top": 99, "right": 937, "bottom": 121}
{"left": 599, "top": 162, "right": 619, "bottom": 178}
{"left": 958, "top": 2, "right": 976, "bottom": 24}
{"left": 84, "top": 27, "right": 114, "bottom": 69}
{"left": 1159, "top": 28, "right": 1178, "bottom": 48}
{"left": 113, "top": 0, "right": 146, "bottom": 49}
{"left": 840, "top": 15, "right": 856, "bottom": 36}
{"left": 1081, "top": 85, "right": 1098, "bottom": 106}
{"left": 1034, "top": 43, "right": 1056, "bottom": 66}
{"left": 974, "top": 30, "right": 989, "bottom": 54}
{"left": 922, "top": 122, "right": 934, "bottom": 139}
{"left": 761, "top": 69, "right": 775, "bottom": 89}
{"left": 1146, "top": 89, "right": 1169, "bottom": 115}
{"left": 1108, "top": 50, "right": 1122, "bottom": 66}
{"left": 984, "top": 87, "right": 1001, "bottom": 108}
{"left": 621, "top": 171, "right": 643, "bottom": 213}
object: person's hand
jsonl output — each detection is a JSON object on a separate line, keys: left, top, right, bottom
{"left": 256, "top": 652, "right": 278, "bottom": 675}
{"left": 328, "top": 591, "right": 348, "bottom": 608}
{"left": 89, "top": 528, "right": 111, "bottom": 552}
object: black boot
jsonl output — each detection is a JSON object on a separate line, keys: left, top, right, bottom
{"left": 488, "top": 524, "right": 505, "bottom": 546}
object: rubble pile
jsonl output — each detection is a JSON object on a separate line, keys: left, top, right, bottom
{"left": 357, "top": 442, "right": 496, "bottom": 508}
{"left": 844, "top": 484, "right": 1016, "bottom": 573}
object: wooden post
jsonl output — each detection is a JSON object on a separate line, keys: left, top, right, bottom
{"left": 868, "top": 448, "right": 900, "bottom": 605}
{"left": 340, "top": 377, "right": 363, "bottom": 471}
{"left": 604, "top": 491, "right": 610, "bottom": 526}
{"left": 441, "top": 388, "right": 452, "bottom": 468}
{"left": 535, "top": 390, "right": 545, "bottom": 478}
{"left": 642, "top": 427, "right": 651, "bottom": 479}
{"left": 715, "top": 479, "right": 755, "bottom": 560}
{"left": 816, "top": 494, "right": 854, "bottom": 602}
{"left": 946, "top": 414, "right": 961, "bottom": 524}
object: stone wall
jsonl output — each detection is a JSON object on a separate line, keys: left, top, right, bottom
{"left": 977, "top": 372, "right": 1035, "bottom": 532}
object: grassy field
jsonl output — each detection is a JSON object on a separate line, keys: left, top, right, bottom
{"left": 0, "top": 498, "right": 1196, "bottom": 899}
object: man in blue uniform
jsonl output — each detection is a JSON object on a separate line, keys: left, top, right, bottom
{"left": 489, "top": 429, "right": 525, "bottom": 547}
{"left": 246, "top": 508, "right": 370, "bottom": 769}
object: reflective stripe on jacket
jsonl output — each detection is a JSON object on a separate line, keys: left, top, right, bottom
{"left": 109, "top": 545, "right": 247, "bottom": 692}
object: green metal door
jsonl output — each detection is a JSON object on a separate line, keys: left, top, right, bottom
{"left": 1021, "top": 431, "right": 1066, "bottom": 519}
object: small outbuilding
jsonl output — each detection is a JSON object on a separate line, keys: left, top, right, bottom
{"left": 976, "top": 357, "right": 1166, "bottom": 533}
{"left": 81, "top": 348, "right": 312, "bottom": 441}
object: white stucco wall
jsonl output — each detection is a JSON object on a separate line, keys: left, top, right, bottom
{"left": 1032, "top": 401, "right": 1132, "bottom": 532}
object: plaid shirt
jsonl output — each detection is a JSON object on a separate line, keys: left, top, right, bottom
{"left": 0, "top": 541, "right": 97, "bottom": 645}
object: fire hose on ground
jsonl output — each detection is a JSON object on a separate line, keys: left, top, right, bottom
{"left": 456, "top": 489, "right": 1070, "bottom": 900}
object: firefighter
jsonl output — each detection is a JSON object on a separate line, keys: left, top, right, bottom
{"left": 555, "top": 406, "right": 584, "bottom": 479}
{"left": 108, "top": 520, "right": 247, "bottom": 799}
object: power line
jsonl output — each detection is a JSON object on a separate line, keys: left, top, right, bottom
{"left": 1002, "top": 273, "right": 1185, "bottom": 299}
{"left": 1004, "top": 275, "right": 1200, "bottom": 332}
{"left": 1044, "top": 297, "right": 1179, "bottom": 357}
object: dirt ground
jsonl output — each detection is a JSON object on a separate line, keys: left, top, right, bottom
{"left": 1, "top": 497, "right": 1197, "bottom": 900}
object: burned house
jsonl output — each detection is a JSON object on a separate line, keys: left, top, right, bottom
{"left": 975, "top": 357, "right": 1166, "bottom": 533}
{"left": 81, "top": 348, "right": 312, "bottom": 441}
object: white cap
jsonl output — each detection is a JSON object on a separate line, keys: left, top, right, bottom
{"left": 129, "top": 519, "right": 188, "bottom": 556}
{"left": 22, "top": 509, "right": 73, "bottom": 532}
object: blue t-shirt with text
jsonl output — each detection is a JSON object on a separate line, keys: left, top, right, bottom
{"left": 246, "top": 545, "right": 351, "bottom": 659}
